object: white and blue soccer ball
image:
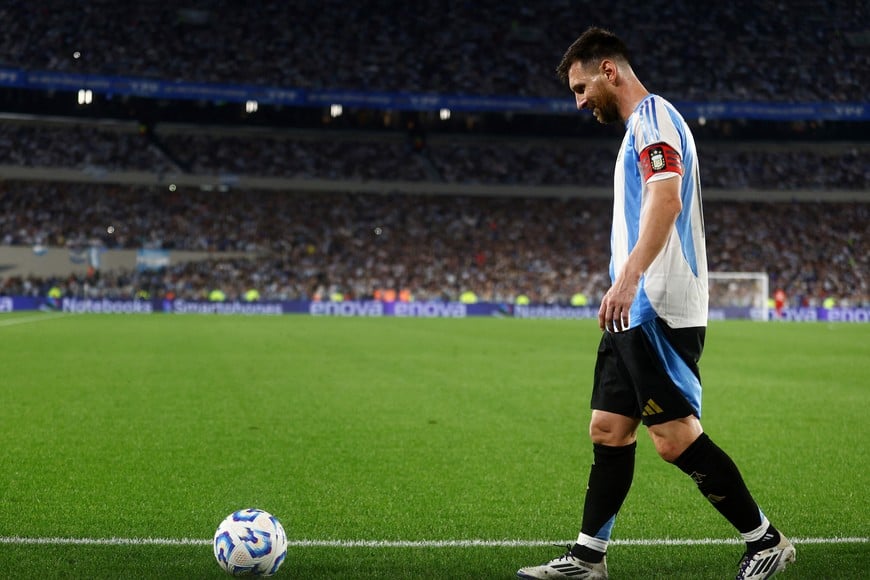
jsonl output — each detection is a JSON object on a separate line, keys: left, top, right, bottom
{"left": 213, "top": 508, "right": 288, "bottom": 576}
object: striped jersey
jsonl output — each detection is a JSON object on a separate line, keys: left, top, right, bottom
{"left": 611, "top": 94, "right": 708, "bottom": 329}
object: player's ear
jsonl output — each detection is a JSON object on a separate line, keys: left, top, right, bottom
{"left": 600, "top": 59, "right": 618, "bottom": 84}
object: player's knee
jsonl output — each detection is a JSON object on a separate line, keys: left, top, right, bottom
{"left": 650, "top": 431, "right": 696, "bottom": 462}
{"left": 653, "top": 438, "right": 686, "bottom": 463}
{"left": 648, "top": 417, "right": 703, "bottom": 462}
{"left": 589, "top": 416, "right": 637, "bottom": 446}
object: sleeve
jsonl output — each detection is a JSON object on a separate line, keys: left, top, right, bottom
{"left": 633, "top": 98, "right": 685, "bottom": 184}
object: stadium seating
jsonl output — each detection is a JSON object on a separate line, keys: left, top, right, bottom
{"left": 1, "top": 1, "right": 866, "bottom": 101}
{"left": 1, "top": 180, "right": 866, "bottom": 307}
{"left": 3, "top": 122, "right": 867, "bottom": 190}
{"left": 0, "top": 1, "right": 866, "bottom": 308}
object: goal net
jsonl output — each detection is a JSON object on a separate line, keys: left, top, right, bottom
{"left": 708, "top": 272, "right": 769, "bottom": 321}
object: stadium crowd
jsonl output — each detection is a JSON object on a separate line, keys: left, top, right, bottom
{"left": 1, "top": 181, "right": 866, "bottom": 308}
{"left": 3, "top": 122, "right": 868, "bottom": 191}
{"left": 158, "top": 131, "right": 432, "bottom": 182}
{"left": 0, "top": 2, "right": 866, "bottom": 311}
{"left": 1, "top": 0, "right": 866, "bottom": 102}
{"left": 0, "top": 123, "right": 177, "bottom": 173}
{"left": 422, "top": 140, "right": 870, "bottom": 191}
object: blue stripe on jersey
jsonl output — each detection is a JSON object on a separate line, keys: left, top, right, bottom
{"left": 640, "top": 99, "right": 651, "bottom": 143}
{"left": 641, "top": 99, "right": 650, "bottom": 142}
{"left": 650, "top": 99, "right": 660, "bottom": 141}
{"left": 640, "top": 319, "right": 703, "bottom": 417}
{"left": 623, "top": 133, "right": 642, "bottom": 253}
{"left": 638, "top": 100, "right": 648, "bottom": 142}
{"left": 663, "top": 103, "right": 699, "bottom": 276}
{"left": 623, "top": 100, "right": 660, "bottom": 326}
{"left": 631, "top": 285, "right": 656, "bottom": 325}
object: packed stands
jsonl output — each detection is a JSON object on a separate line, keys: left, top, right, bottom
{"left": 1, "top": 180, "right": 866, "bottom": 307}
{"left": 1, "top": 1, "right": 867, "bottom": 102}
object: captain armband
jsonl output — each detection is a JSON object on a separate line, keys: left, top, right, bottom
{"left": 639, "top": 142, "right": 684, "bottom": 182}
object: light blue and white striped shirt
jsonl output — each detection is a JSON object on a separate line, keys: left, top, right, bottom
{"left": 611, "top": 94, "right": 708, "bottom": 329}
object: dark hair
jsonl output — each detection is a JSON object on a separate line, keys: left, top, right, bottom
{"left": 556, "top": 27, "right": 631, "bottom": 83}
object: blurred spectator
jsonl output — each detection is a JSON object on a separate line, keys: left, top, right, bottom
{"left": 1, "top": 181, "right": 866, "bottom": 306}
{"left": 5, "top": 121, "right": 865, "bottom": 190}
{"left": 0, "top": 1, "right": 866, "bottom": 102}
{"left": 0, "top": 122, "right": 176, "bottom": 172}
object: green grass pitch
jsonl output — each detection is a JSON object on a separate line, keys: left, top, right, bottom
{"left": 0, "top": 313, "right": 867, "bottom": 578}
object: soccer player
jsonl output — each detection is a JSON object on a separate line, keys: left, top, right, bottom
{"left": 516, "top": 27, "right": 795, "bottom": 580}
{"left": 774, "top": 287, "right": 787, "bottom": 319}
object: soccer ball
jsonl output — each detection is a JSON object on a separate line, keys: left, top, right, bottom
{"left": 213, "top": 508, "right": 288, "bottom": 576}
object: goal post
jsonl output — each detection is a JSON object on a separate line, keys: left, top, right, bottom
{"left": 708, "top": 271, "right": 769, "bottom": 321}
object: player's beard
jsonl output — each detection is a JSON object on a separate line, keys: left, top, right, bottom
{"left": 592, "top": 91, "right": 621, "bottom": 124}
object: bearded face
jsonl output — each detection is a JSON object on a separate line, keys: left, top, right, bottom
{"left": 588, "top": 86, "right": 621, "bottom": 124}
{"left": 567, "top": 60, "right": 622, "bottom": 124}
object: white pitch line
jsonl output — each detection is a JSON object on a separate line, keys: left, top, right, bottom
{"left": 0, "top": 537, "right": 209, "bottom": 546}
{"left": 284, "top": 537, "right": 868, "bottom": 548}
{"left": 0, "top": 536, "right": 865, "bottom": 548}
{"left": 0, "top": 313, "right": 68, "bottom": 328}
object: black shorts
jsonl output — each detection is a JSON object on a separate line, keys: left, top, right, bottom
{"left": 591, "top": 317, "right": 705, "bottom": 426}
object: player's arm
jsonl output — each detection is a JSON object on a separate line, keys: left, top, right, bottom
{"left": 599, "top": 175, "right": 682, "bottom": 332}
{"left": 619, "top": 175, "right": 682, "bottom": 284}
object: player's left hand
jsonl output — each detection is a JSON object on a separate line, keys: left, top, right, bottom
{"left": 598, "top": 277, "right": 638, "bottom": 333}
